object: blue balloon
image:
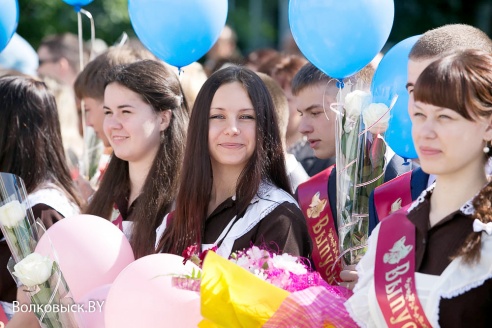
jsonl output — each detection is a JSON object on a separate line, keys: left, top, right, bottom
{"left": 129, "top": 0, "right": 228, "bottom": 69}
{"left": 371, "top": 35, "right": 421, "bottom": 160}
{"left": 289, "top": 0, "right": 394, "bottom": 79}
{"left": 0, "top": 0, "right": 19, "bottom": 52}
{"left": 62, "top": 0, "right": 93, "bottom": 12}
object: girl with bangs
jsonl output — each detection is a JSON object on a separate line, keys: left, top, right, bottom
{"left": 156, "top": 66, "right": 310, "bottom": 259}
{"left": 346, "top": 49, "right": 492, "bottom": 327}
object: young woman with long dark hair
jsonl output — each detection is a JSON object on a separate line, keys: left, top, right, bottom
{"left": 156, "top": 66, "right": 310, "bottom": 259}
{"left": 85, "top": 60, "right": 188, "bottom": 259}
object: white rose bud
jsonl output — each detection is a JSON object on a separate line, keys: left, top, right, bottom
{"left": 0, "top": 200, "right": 26, "bottom": 228}
{"left": 344, "top": 90, "right": 372, "bottom": 118}
{"left": 13, "top": 253, "right": 53, "bottom": 287}
{"left": 363, "top": 103, "right": 391, "bottom": 134}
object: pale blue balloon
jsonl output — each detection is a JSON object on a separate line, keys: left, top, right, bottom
{"left": 289, "top": 0, "right": 394, "bottom": 79}
{"left": 129, "top": 0, "right": 228, "bottom": 69}
{"left": 62, "top": 0, "right": 93, "bottom": 12}
{"left": 0, "top": 0, "right": 19, "bottom": 52}
{"left": 371, "top": 35, "right": 421, "bottom": 160}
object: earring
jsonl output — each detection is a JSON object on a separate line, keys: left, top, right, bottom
{"left": 484, "top": 141, "right": 490, "bottom": 154}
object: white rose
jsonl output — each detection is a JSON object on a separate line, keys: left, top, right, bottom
{"left": 363, "top": 103, "right": 391, "bottom": 134}
{"left": 344, "top": 90, "right": 372, "bottom": 118}
{"left": 13, "top": 252, "right": 53, "bottom": 287}
{"left": 0, "top": 200, "right": 26, "bottom": 228}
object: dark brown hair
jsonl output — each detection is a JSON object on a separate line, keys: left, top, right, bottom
{"left": 257, "top": 53, "right": 307, "bottom": 90}
{"left": 73, "top": 45, "right": 156, "bottom": 101}
{"left": 0, "top": 76, "right": 83, "bottom": 207}
{"left": 414, "top": 49, "right": 492, "bottom": 264}
{"left": 157, "top": 66, "right": 291, "bottom": 255}
{"left": 256, "top": 72, "right": 289, "bottom": 143}
{"left": 85, "top": 60, "right": 188, "bottom": 259}
{"left": 291, "top": 62, "right": 363, "bottom": 96}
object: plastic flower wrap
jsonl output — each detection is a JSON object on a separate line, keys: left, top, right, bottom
{"left": 10, "top": 253, "right": 80, "bottom": 328}
{"left": 335, "top": 90, "right": 392, "bottom": 265}
{"left": 0, "top": 173, "right": 80, "bottom": 327}
{"left": 0, "top": 173, "right": 40, "bottom": 262}
{"left": 199, "top": 250, "right": 356, "bottom": 328}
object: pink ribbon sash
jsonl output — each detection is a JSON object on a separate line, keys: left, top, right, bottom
{"left": 374, "top": 171, "right": 413, "bottom": 220}
{"left": 0, "top": 304, "right": 8, "bottom": 325}
{"left": 375, "top": 211, "right": 432, "bottom": 328}
{"left": 298, "top": 165, "right": 342, "bottom": 285}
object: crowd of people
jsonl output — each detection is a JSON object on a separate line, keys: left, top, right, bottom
{"left": 1, "top": 22, "right": 492, "bottom": 327}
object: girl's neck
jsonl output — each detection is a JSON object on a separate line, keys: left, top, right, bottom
{"left": 128, "top": 161, "right": 152, "bottom": 206}
{"left": 208, "top": 165, "right": 242, "bottom": 216}
{"left": 429, "top": 162, "right": 487, "bottom": 227}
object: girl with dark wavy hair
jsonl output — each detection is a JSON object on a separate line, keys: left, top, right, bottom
{"left": 156, "top": 66, "right": 310, "bottom": 259}
{"left": 85, "top": 60, "right": 188, "bottom": 259}
{"left": 347, "top": 49, "right": 492, "bottom": 327}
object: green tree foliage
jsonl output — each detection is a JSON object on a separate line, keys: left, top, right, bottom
{"left": 17, "top": 0, "right": 133, "bottom": 50}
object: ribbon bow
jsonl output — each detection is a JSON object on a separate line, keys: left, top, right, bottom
{"left": 472, "top": 219, "right": 492, "bottom": 235}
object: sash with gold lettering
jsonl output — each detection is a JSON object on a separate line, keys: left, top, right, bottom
{"left": 375, "top": 210, "right": 432, "bottom": 328}
{"left": 374, "top": 171, "right": 412, "bottom": 220}
{"left": 297, "top": 165, "right": 341, "bottom": 284}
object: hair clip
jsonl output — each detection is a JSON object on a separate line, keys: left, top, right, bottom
{"left": 472, "top": 219, "right": 492, "bottom": 235}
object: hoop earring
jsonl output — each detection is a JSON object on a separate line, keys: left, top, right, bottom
{"left": 483, "top": 141, "right": 490, "bottom": 154}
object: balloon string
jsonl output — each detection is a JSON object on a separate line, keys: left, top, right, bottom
{"left": 322, "top": 78, "right": 343, "bottom": 119}
{"left": 116, "top": 32, "right": 129, "bottom": 47}
{"left": 80, "top": 9, "right": 96, "bottom": 60}
{"left": 76, "top": 12, "right": 89, "bottom": 180}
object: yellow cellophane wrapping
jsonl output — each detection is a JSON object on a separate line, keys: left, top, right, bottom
{"left": 198, "top": 251, "right": 289, "bottom": 328}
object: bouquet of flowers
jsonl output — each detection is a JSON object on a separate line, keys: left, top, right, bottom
{"left": 228, "top": 246, "right": 326, "bottom": 292}
{"left": 335, "top": 89, "right": 392, "bottom": 265}
{"left": 198, "top": 250, "right": 356, "bottom": 328}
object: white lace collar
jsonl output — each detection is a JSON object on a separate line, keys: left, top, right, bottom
{"left": 407, "top": 182, "right": 475, "bottom": 215}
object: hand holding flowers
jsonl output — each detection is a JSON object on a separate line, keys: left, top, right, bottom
{"left": 12, "top": 253, "right": 79, "bottom": 328}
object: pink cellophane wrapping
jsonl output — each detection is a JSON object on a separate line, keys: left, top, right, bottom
{"left": 263, "top": 285, "right": 358, "bottom": 328}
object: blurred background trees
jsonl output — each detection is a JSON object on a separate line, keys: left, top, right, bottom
{"left": 17, "top": 0, "right": 492, "bottom": 56}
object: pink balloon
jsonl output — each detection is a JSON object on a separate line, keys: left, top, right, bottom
{"left": 104, "top": 254, "right": 202, "bottom": 328}
{"left": 35, "top": 214, "right": 135, "bottom": 302}
{"left": 78, "top": 284, "right": 111, "bottom": 328}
